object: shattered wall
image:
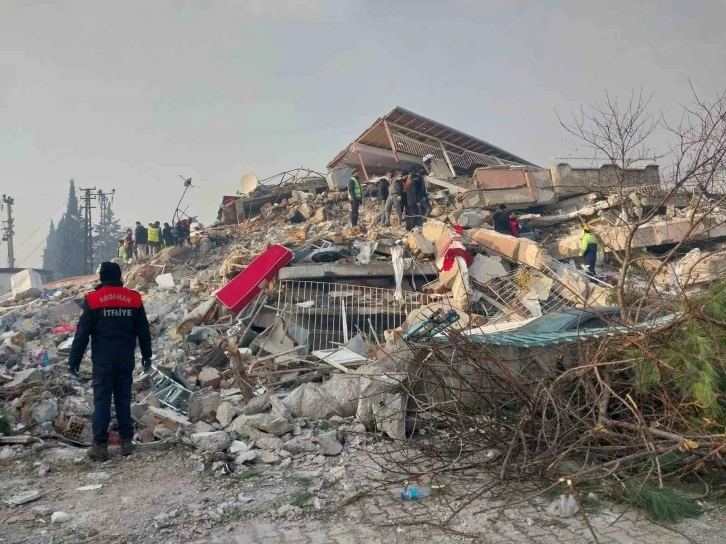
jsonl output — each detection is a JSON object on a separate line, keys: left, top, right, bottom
{"left": 550, "top": 163, "right": 660, "bottom": 197}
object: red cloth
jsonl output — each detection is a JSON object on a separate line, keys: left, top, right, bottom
{"left": 442, "top": 248, "right": 474, "bottom": 272}
{"left": 509, "top": 218, "right": 520, "bottom": 238}
{"left": 452, "top": 225, "right": 464, "bottom": 235}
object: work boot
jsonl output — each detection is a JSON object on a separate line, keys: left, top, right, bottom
{"left": 86, "top": 443, "right": 109, "bottom": 462}
{"left": 121, "top": 439, "right": 133, "bottom": 456}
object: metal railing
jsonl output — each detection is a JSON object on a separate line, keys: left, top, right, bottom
{"left": 392, "top": 133, "right": 515, "bottom": 170}
{"left": 275, "top": 280, "right": 421, "bottom": 351}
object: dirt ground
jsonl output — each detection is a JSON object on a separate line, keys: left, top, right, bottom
{"left": 2, "top": 442, "right": 726, "bottom": 544}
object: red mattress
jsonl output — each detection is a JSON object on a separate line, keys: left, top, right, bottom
{"left": 216, "top": 244, "right": 293, "bottom": 313}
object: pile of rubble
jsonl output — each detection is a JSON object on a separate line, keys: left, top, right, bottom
{"left": 2, "top": 156, "right": 726, "bottom": 463}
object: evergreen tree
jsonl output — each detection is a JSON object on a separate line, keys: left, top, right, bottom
{"left": 93, "top": 202, "right": 124, "bottom": 264}
{"left": 41, "top": 220, "right": 57, "bottom": 271}
{"left": 50, "top": 180, "right": 85, "bottom": 278}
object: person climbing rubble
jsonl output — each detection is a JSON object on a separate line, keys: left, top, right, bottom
{"left": 405, "top": 173, "right": 428, "bottom": 230}
{"left": 68, "top": 262, "right": 153, "bottom": 462}
{"left": 162, "top": 222, "right": 175, "bottom": 247}
{"left": 580, "top": 226, "right": 599, "bottom": 279}
{"left": 134, "top": 221, "right": 148, "bottom": 259}
{"left": 493, "top": 204, "right": 512, "bottom": 235}
{"left": 384, "top": 173, "right": 404, "bottom": 226}
{"left": 378, "top": 169, "right": 392, "bottom": 224}
{"left": 147, "top": 221, "right": 161, "bottom": 255}
{"left": 348, "top": 169, "right": 363, "bottom": 227}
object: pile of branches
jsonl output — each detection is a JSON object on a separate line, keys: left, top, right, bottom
{"left": 366, "top": 281, "right": 726, "bottom": 526}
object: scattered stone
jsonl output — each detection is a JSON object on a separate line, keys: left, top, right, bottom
{"left": 153, "top": 425, "right": 175, "bottom": 440}
{"left": 7, "top": 511, "right": 36, "bottom": 524}
{"left": 228, "top": 440, "right": 253, "bottom": 454}
{"left": 199, "top": 367, "right": 222, "bottom": 389}
{"left": 283, "top": 436, "right": 319, "bottom": 454}
{"left": 31, "top": 399, "right": 58, "bottom": 424}
{"left": 282, "top": 383, "right": 345, "bottom": 419}
{"left": 147, "top": 407, "right": 191, "bottom": 430}
{"left": 8, "top": 489, "right": 42, "bottom": 505}
{"left": 314, "top": 497, "right": 325, "bottom": 510}
{"left": 191, "top": 431, "right": 232, "bottom": 453}
{"left": 189, "top": 421, "right": 215, "bottom": 434}
{"left": 51, "top": 511, "right": 71, "bottom": 524}
{"left": 231, "top": 413, "right": 292, "bottom": 436}
{"left": 259, "top": 451, "right": 280, "bottom": 464}
{"left": 188, "top": 390, "right": 222, "bottom": 423}
{"left": 255, "top": 436, "right": 283, "bottom": 451}
{"left": 86, "top": 472, "right": 111, "bottom": 481}
{"left": 77, "top": 484, "right": 103, "bottom": 491}
{"left": 216, "top": 402, "right": 237, "bottom": 427}
{"left": 234, "top": 450, "right": 259, "bottom": 464}
{"left": 547, "top": 495, "right": 579, "bottom": 518}
{"left": 319, "top": 433, "right": 343, "bottom": 456}
{"left": 242, "top": 392, "right": 270, "bottom": 416}
{"left": 0, "top": 446, "right": 18, "bottom": 461}
{"left": 131, "top": 402, "right": 150, "bottom": 421}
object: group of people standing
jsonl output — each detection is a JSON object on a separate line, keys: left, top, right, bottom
{"left": 347, "top": 169, "right": 431, "bottom": 230}
{"left": 119, "top": 220, "right": 191, "bottom": 260}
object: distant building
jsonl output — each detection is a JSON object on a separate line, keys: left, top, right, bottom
{"left": 0, "top": 268, "right": 54, "bottom": 296}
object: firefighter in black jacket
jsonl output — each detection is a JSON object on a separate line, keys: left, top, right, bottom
{"left": 68, "top": 262, "right": 152, "bottom": 461}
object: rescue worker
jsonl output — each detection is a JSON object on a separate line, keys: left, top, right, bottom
{"left": 162, "top": 222, "right": 175, "bottom": 247}
{"left": 580, "top": 226, "right": 599, "bottom": 278}
{"left": 509, "top": 213, "right": 520, "bottom": 238}
{"left": 117, "top": 239, "right": 125, "bottom": 259}
{"left": 124, "top": 229, "right": 134, "bottom": 260}
{"left": 378, "top": 170, "right": 392, "bottom": 224}
{"left": 68, "top": 262, "right": 152, "bottom": 461}
{"left": 405, "top": 173, "right": 427, "bottom": 230}
{"left": 384, "top": 174, "right": 404, "bottom": 226}
{"left": 493, "top": 204, "right": 511, "bottom": 235}
{"left": 147, "top": 222, "right": 161, "bottom": 255}
{"left": 134, "top": 221, "right": 148, "bottom": 259}
{"left": 348, "top": 169, "right": 363, "bottom": 227}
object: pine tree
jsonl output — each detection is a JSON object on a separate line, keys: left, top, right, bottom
{"left": 52, "top": 180, "right": 85, "bottom": 279}
{"left": 93, "top": 202, "right": 124, "bottom": 264}
{"left": 41, "top": 220, "right": 57, "bottom": 271}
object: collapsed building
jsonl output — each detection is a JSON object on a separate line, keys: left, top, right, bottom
{"left": 1, "top": 106, "right": 725, "bottom": 470}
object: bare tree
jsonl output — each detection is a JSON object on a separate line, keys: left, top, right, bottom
{"left": 559, "top": 86, "right": 726, "bottom": 318}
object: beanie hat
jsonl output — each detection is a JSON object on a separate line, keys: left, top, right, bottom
{"left": 99, "top": 262, "right": 122, "bottom": 283}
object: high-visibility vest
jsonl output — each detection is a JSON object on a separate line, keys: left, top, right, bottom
{"left": 148, "top": 226, "right": 161, "bottom": 243}
{"left": 349, "top": 176, "right": 361, "bottom": 199}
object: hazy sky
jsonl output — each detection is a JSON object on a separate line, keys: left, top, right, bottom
{"left": 1, "top": 0, "right": 724, "bottom": 269}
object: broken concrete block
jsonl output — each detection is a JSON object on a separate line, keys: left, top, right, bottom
{"left": 131, "top": 402, "right": 149, "bottom": 421}
{"left": 259, "top": 451, "right": 280, "bottom": 464}
{"left": 457, "top": 209, "right": 491, "bottom": 228}
{"left": 199, "top": 367, "right": 222, "bottom": 389}
{"left": 146, "top": 407, "right": 191, "bottom": 431}
{"left": 216, "top": 402, "right": 237, "bottom": 428}
{"left": 421, "top": 220, "right": 447, "bottom": 244}
{"left": 282, "top": 383, "right": 345, "bottom": 420}
{"left": 234, "top": 450, "right": 259, "bottom": 464}
{"left": 228, "top": 413, "right": 292, "bottom": 436}
{"left": 406, "top": 230, "right": 435, "bottom": 258}
{"left": 470, "top": 228, "right": 552, "bottom": 270}
{"left": 469, "top": 254, "right": 509, "bottom": 285}
{"left": 255, "top": 436, "right": 284, "bottom": 450}
{"left": 191, "top": 431, "right": 231, "bottom": 453}
{"left": 188, "top": 390, "right": 222, "bottom": 423}
{"left": 31, "top": 399, "right": 58, "bottom": 424}
{"left": 11, "top": 269, "right": 43, "bottom": 301}
{"left": 319, "top": 432, "right": 343, "bottom": 456}
{"left": 153, "top": 425, "right": 175, "bottom": 440}
{"left": 242, "top": 391, "right": 271, "bottom": 416}
{"left": 229, "top": 440, "right": 253, "bottom": 454}
{"left": 319, "top": 374, "right": 360, "bottom": 418}
{"left": 3, "top": 368, "right": 42, "bottom": 390}
{"left": 282, "top": 436, "right": 320, "bottom": 454}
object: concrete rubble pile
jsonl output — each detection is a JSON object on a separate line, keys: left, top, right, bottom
{"left": 2, "top": 153, "right": 725, "bottom": 475}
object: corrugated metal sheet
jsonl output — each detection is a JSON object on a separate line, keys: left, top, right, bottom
{"left": 453, "top": 313, "right": 680, "bottom": 348}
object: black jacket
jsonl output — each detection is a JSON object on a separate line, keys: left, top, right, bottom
{"left": 406, "top": 176, "right": 426, "bottom": 204}
{"left": 134, "top": 225, "right": 148, "bottom": 245}
{"left": 162, "top": 226, "right": 174, "bottom": 246}
{"left": 493, "top": 210, "right": 511, "bottom": 234}
{"left": 378, "top": 177, "right": 390, "bottom": 201}
{"left": 68, "top": 281, "right": 152, "bottom": 371}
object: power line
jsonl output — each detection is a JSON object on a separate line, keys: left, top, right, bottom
{"left": 16, "top": 236, "right": 48, "bottom": 267}
{"left": 14, "top": 202, "right": 65, "bottom": 251}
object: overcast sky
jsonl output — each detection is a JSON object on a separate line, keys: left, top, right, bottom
{"left": 1, "top": 0, "right": 724, "bottom": 269}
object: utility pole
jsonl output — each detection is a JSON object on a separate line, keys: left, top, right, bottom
{"left": 1, "top": 195, "right": 16, "bottom": 268}
{"left": 96, "top": 189, "right": 115, "bottom": 265}
{"left": 79, "top": 187, "right": 97, "bottom": 275}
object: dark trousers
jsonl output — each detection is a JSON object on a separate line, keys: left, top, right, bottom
{"left": 583, "top": 244, "right": 597, "bottom": 279}
{"left": 351, "top": 199, "right": 361, "bottom": 226}
{"left": 585, "top": 259, "right": 596, "bottom": 278}
{"left": 406, "top": 202, "right": 421, "bottom": 230}
{"left": 92, "top": 364, "right": 134, "bottom": 444}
